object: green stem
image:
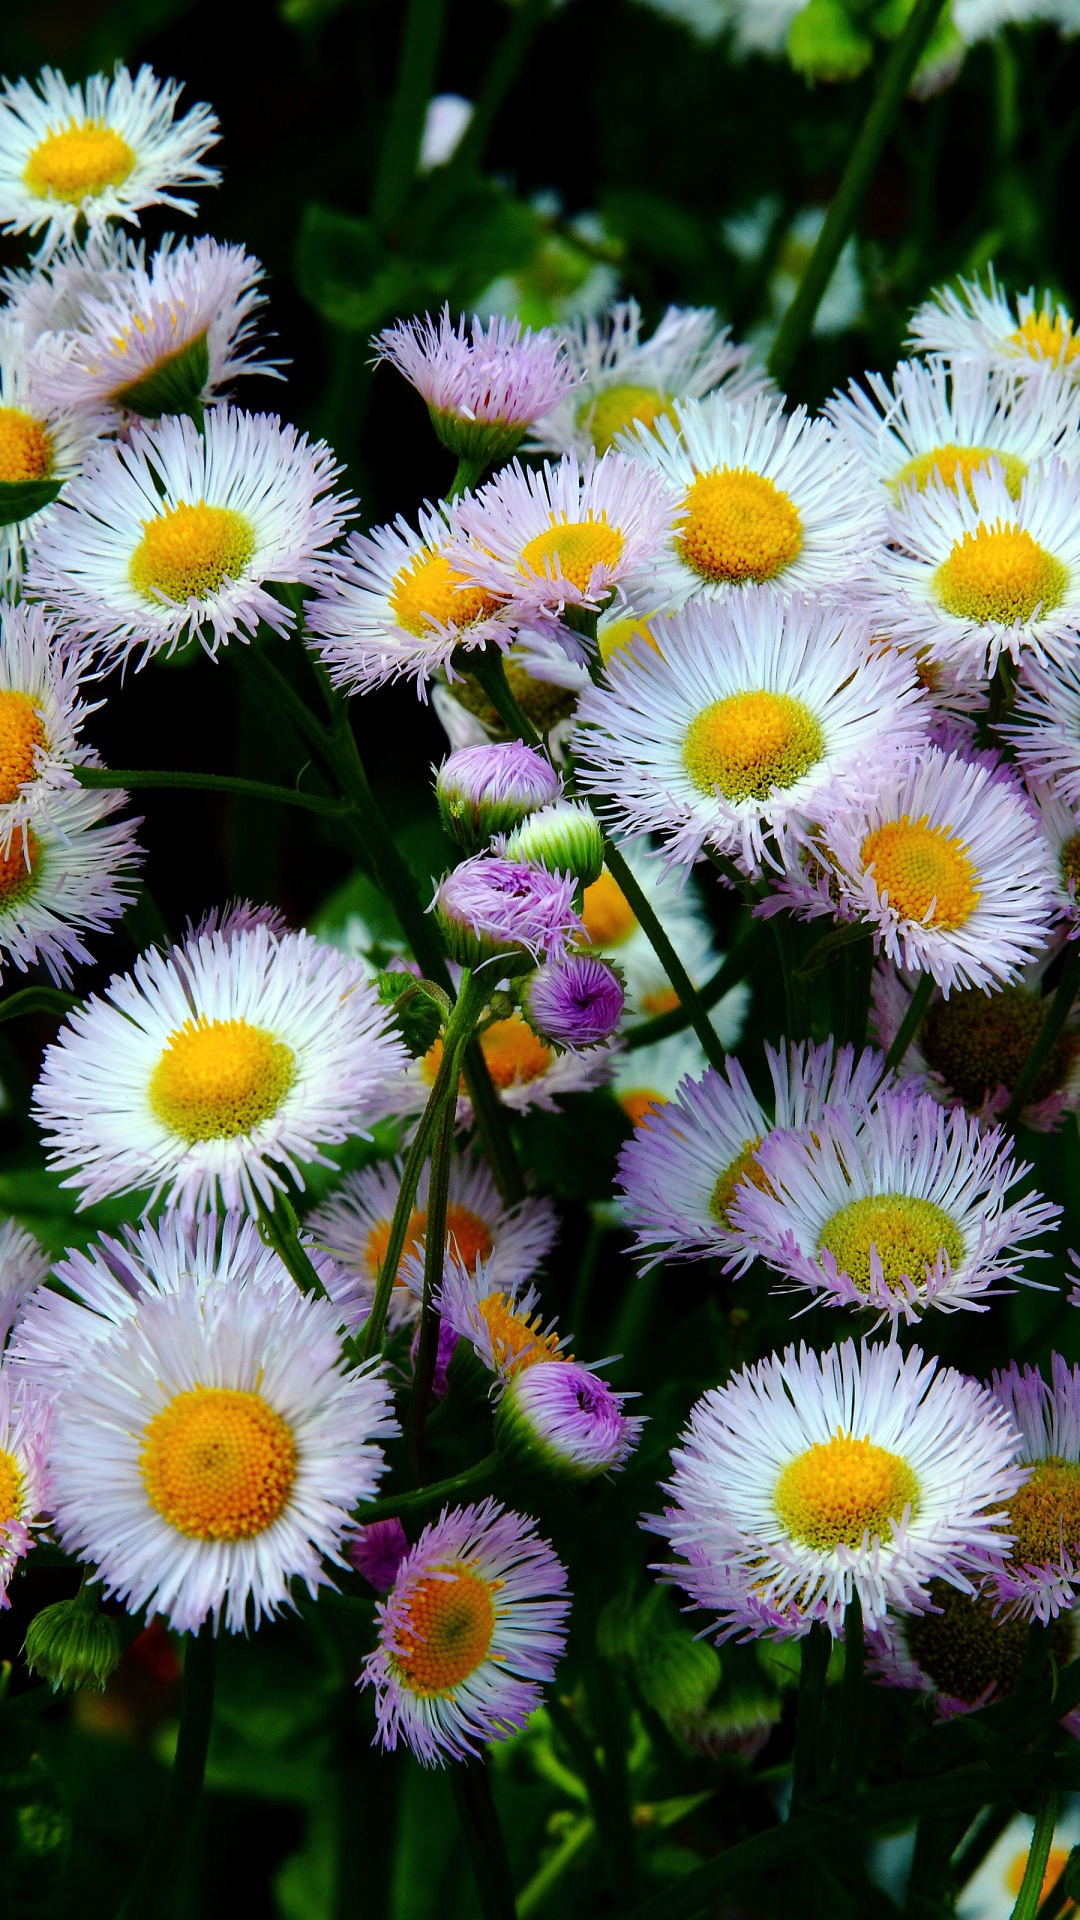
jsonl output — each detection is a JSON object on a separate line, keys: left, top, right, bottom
{"left": 448, "top": 0, "right": 551, "bottom": 177}
{"left": 883, "top": 969, "right": 935, "bottom": 1076}
{"left": 766, "top": 0, "right": 951, "bottom": 387}
{"left": 447, "top": 455, "right": 490, "bottom": 499}
{"left": 1010, "top": 1782, "right": 1059, "bottom": 1920}
{"left": 257, "top": 1190, "right": 331, "bottom": 1302}
{"left": 603, "top": 844, "right": 727, "bottom": 1071}
{"left": 405, "top": 1089, "right": 457, "bottom": 1483}
{"left": 469, "top": 650, "right": 542, "bottom": 746}
{"left": 624, "top": 918, "right": 764, "bottom": 1050}
{"left": 517, "top": 1816, "right": 593, "bottom": 1919}
{"left": 769, "top": 912, "right": 811, "bottom": 1042}
{"left": 790, "top": 1625, "right": 831, "bottom": 1814}
{"left": 462, "top": 1039, "right": 526, "bottom": 1204}
{"left": 73, "top": 764, "right": 349, "bottom": 818}
{"left": 113, "top": 1623, "right": 217, "bottom": 1920}
{"left": 952, "top": 1804, "right": 1014, "bottom": 1897}
{"left": 0, "top": 986, "right": 74, "bottom": 1027}
{"left": 451, "top": 1754, "right": 518, "bottom": 1920}
{"left": 834, "top": 1593, "right": 863, "bottom": 1800}
{"left": 356, "top": 1451, "right": 502, "bottom": 1522}
{"left": 1003, "top": 942, "right": 1080, "bottom": 1127}
{"left": 370, "top": 0, "right": 449, "bottom": 228}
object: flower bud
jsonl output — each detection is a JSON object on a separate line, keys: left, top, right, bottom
{"left": 525, "top": 954, "right": 624, "bottom": 1051}
{"left": 25, "top": 1595, "right": 123, "bottom": 1694}
{"left": 436, "top": 742, "right": 561, "bottom": 853}
{"left": 348, "top": 1519, "right": 409, "bottom": 1594}
{"left": 433, "top": 855, "right": 581, "bottom": 974}
{"left": 504, "top": 800, "right": 605, "bottom": 888}
{"left": 494, "top": 1359, "right": 643, "bottom": 1481}
{"left": 375, "top": 310, "right": 579, "bottom": 469}
{"left": 375, "top": 971, "right": 447, "bottom": 1056}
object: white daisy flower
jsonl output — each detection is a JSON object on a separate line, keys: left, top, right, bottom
{"left": 909, "top": 270, "right": 1080, "bottom": 381}
{"left": 305, "top": 1152, "right": 558, "bottom": 1331}
{"left": 0, "top": 600, "right": 102, "bottom": 845}
{"left": 0, "top": 1368, "right": 49, "bottom": 1603}
{"left": 0, "top": 780, "right": 140, "bottom": 986}
{"left": 1025, "top": 777, "right": 1080, "bottom": 926}
{"left": 46, "top": 1264, "right": 397, "bottom": 1633}
{"left": 25, "top": 407, "right": 350, "bottom": 665}
{"left": 527, "top": 299, "right": 770, "bottom": 460}
{"left": 774, "top": 747, "right": 1059, "bottom": 995}
{"left": 394, "top": 1006, "right": 619, "bottom": 1124}
{"left": 860, "top": 458, "right": 1080, "bottom": 677}
{"left": 619, "top": 389, "right": 883, "bottom": 608}
{"left": 826, "top": 356, "right": 1080, "bottom": 504}
{"left": 611, "top": 1030, "right": 713, "bottom": 1130}
{"left": 616, "top": 1037, "right": 888, "bottom": 1271}
{"left": 32, "top": 922, "right": 408, "bottom": 1216}
{"left": 1, "top": 229, "right": 144, "bottom": 343}
{"left": 444, "top": 450, "right": 675, "bottom": 634}
{"left": 985, "top": 1354, "right": 1080, "bottom": 1624}
{"left": 305, "top": 501, "right": 515, "bottom": 701}
{"left": 32, "top": 235, "right": 276, "bottom": 425}
{"left": 574, "top": 590, "right": 928, "bottom": 873}
{"left": 578, "top": 841, "right": 734, "bottom": 1024}
{"left": 0, "top": 1217, "right": 50, "bottom": 1351}
{"left": 649, "top": 1339, "right": 1026, "bottom": 1639}
{"left": 0, "top": 315, "right": 108, "bottom": 590}
{"left": 421, "top": 1247, "right": 569, "bottom": 1380}
{"left": 0, "top": 64, "right": 219, "bottom": 256}
{"left": 730, "top": 1087, "right": 1059, "bottom": 1324}
{"left": 1000, "top": 653, "right": 1080, "bottom": 810}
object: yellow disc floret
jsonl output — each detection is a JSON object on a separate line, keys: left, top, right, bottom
{"left": 0, "top": 1445, "right": 23, "bottom": 1526}
{"left": 710, "top": 1138, "right": 768, "bottom": 1227}
{"left": 390, "top": 1566, "right": 496, "bottom": 1694}
{"left": 140, "top": 1385, "right": 296, "bottom": 1541}
{"left": 422, "top": 1014, "right": 553, "bottom": 1093}
{"left": 580, "top": 869, "right": 638, "bottom": 948}
{"left": 0, "top": 407, "right": 53, "bottom": 484}
{"left": 683, "top": 689, "right": 823, "bottom": 801}
{"left": 933, "top": 525, "right": 1067, "bottom": 627}
{"left": 149, "top": 1017, "right": 296, "bottom": 1142}
{"left": 891, "top": 444, "right": 1027, "bottom": 502}
{"left": 861, "top": 816, "right": 981, "bottom": 929}
{"left": 477, "top": 1292, "right": 565, "bottom": 1375}
{"left": 817, "top": 1194, "right": 964, "bottom": 1292}
{"left": 364, "top": 1202, "right": 495, "bottom": 1284}
{"left": 129, "top": 501, "right": 256, "bottom": 605}
{"left": 389, "top": 549, "right": 502, "bottom": 638}
{"left": 24, "top": 122, "right": 136, "bottom": 204}
{"left": 676, "top": 468, "right": 802, "bottom": 585}
{"left": 1006, "top": 1458, "right": 1080, "bottom": 1570}
{"left": 0, "top": 692, "right": 46, "bottom": 805}
{"left": 774, "top": 1432, "right": 919, "bottom": 1552}
{"left": 1010, "top": 309, "right": 1080, "bottom": 365}
{"left": 581, "top": 384, "right": 679, "bottom": 456}
{"left": 0, "top": 827, "right": 40, "bottom": 910}
{"left": 520, "top": 516, "right": 624, "bottom": 591}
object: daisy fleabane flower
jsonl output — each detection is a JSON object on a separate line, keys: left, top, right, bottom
{"left": 26, "top": 407, "right": 350, "bottom": 665}
{"left": 32, "top": 235, "right": 276, "bottom": 425}
{"left": 0, "top": 314, "right": 108, "bottom": 589}
{"left": 575, "top": 589, "right": 928, "bottom": 874}
{"left": 772, "top": 747, "right": 1058, "bottom": 995}
{"left": 1000, "top": 654, "right": 1080, "bottom": 813}
{"left": 649, "top": 1340, "right": 1025, "bottom": 1640}
{"left": 985, "top": 1355, "right": 1080, "bottom": 1624}
{"left": 0, "top": 1218, "right": 50, "bottom": 1351}
{"left": 0, "top": 1369, "right": 50, "bottom": 1604}
{"left": 730, "top": 1088, "right": 1059, "bottom": 1323}
{"left": 445, "top": 450, "right": 674, "bottom": 639}
{"left": 0, "top": 64, "right": 219, "bottom": 256}
{"left": 621, "top": 388, "right": 883, "bottom": 609}
{"left": 362, "top": 1497, "right": 570, "bottom": 1764}
{"left": 375, "top": 308, "right": 580, "bottom": 467}
{"left": 46, "top": 1265, "right": 397, "bottom": 1633}
{"left": 527, "top": 298, "right": 770, "bottom": 460}
{"left": 1, "top": 229, "right": 143, "bottom": 342}
{"left": 868, "top": 1579, "right": 1080, "bottom": 1723}
{"left": 398, "top": 1005, "right": 617, "bottom": 1124}
{"left": 434, "top": 854, "right": 582, "bottom": 970}
{"left": 0, "top": 780, "right": 141, "bottom": 987}
{"left": 616, "top": 1037, "right": 889, "bottom": 1272}
{"left": 0, "top": 601, "right": 102, "bottom": 844}
{"left": 860, "top": 458, "right": 1080, "bottom": 677}
{"left": 495, "top": 1360, "right": 644, "bottom": 1480}
{"left": 525, "top": 953, "right": 625, "bottom": 1051}
{"left": 32, "top": 923, "right": 408, "bottom": 1216}
{"left": 422, "top": 1246, "right": 568, "bottom": 1379}
{"left": 304, "top": 501, "right": 514, "bottom": 701}
{"left": 909, "top": 270, "right": 1080, "bottom": 382}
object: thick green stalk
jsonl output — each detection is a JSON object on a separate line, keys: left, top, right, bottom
{"left": 405, "top": 1089, "right": 457, "bottom": 1482}
{"left": 447, "top": 455, "right": 490, "bottom": 499}
{"left": 834, "top": 1594, "right": 864, "bottom": 1800}
{"left": 451, "top": 1754, "right": 518, "bottom": 1920}
{"left": 448, "top": 0, "right": 551, "bottom": 177}
{"left": 1003, "top": 942, "right": 1080, "bottom": 1127}
{"left": 790, "top": 1626, "right": 831, "bottom": 1815}
{"left": 74, "top": 764, "right": 349, "bottom": 818}
{"left": 883, "top": 969, "right": 935, "bottom": 1076}
{"left": 769, "top": 912, "right": 812, "bottom": 1042}
{"left": 603, "top": 843, "right": 727, "bottom": 1071}
{"left": 766, "top": 0, "right": 952, "bottom": 387}
{"left": 1010, "top": 1782, "right": 1059, "bottom": 1920}
{"left": 257, "top": 1190, "right": 331, "bottom": 1302}
{"left": 356, "top": 1451, "right": 502, "bottom": 1522}
{"left": 370, "top": 0, "right": 449, "bottom": 228}
{"left": 114, "top": 1623, "right": 217, "bottom": 1920}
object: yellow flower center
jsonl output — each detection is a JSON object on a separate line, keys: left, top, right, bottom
{"left": 640, "top": 985, "right": 680, "bottom": 1016}
{"left": 891, "top": 443, "right": 1027, "bottom": 502}
{"left": 923, "top": 984, "right": 1075, "bottom": 1108}
{"left": 148, "top": 1017, "right": 296, "bottom": 1142}
{"left": 140, "top": 1385, "right": 296, "bottom": 1541}
{"left": 389, "top": 549, "right": 502, "bottom": 638}
{"left": 774, "top": 1432, "right": 919, "bottom": 1552}
{"left": 861, "top": 816, "right": 981, "bottom": 929}
{"left": 1010, "top": 309, "right": 1080, "bottom": 364}
{"left": 0, "top": 692, "right": 46, "bottom": 805}
{"left": 389, "top": 1566, "right": 497, "bottom": 1695}
{"left": 476, "top": 1291, "right": 565, "bottom": 1375}
{"left": 1007, "top": 1458, "right": 1080, "bottom": 1570}
{"left": 0, "top": 407, "right": 53, "bottom": 484}
{"left": 597, "top": 613, "right": 659, "bottom": 665}
{"left": 520, "top": 516, "right": 624, "bottom": 592}
{"left": 676, "top": 468, "right": 802, "bottom": 585}
{"left": 129, "top": 502, "right": 256, "bottom": 606}
{"left": 933, "top": 525, "right": 1067, "bottom": 626}
{"left": 1006, "top": 1849, "right": 1075, "bottom": 1906}
{"left": 619, "top": 1087, "right": 666, "bottom": 1127}
{"left": 817, "top": 1194, "right": 965, "bottom": 1292}
{"left": 0, "top": 828, "right": 40, "bottom": 911}
{"left": 580, "top": 383, "right": 678, "bottom": 456}
{"left": 683, "top": 689, "right": 823, "bottom": 800}
{"left": 581, "top": 869, "right": 638, "bottom": 948}
{"left": 423, "top": 1015, "right": 553, "bottom": 1094}
{"left": 710, "top": 1137, "right": 767, "bottom": 1227}
{"left": 0, "top": 1445, "right": 23, "bottom": 1526}
{"left": 364, "top": 1202, "right": 495, "bottom": 1284}
{"left": 24, "top": 122, "right": 136, "bottom": 204}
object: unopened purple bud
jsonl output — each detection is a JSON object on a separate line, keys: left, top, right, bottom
{"left": 348, "top": 1518, "right": 409, "bottom": 1593}
{"left": 495, "top": 1359, "right": 644, "bottom": 1480}
{"left": 436, "top": 741, "right": 561, "bottom": 852}
{"left": 526, "top": 953, "right": 624, "bottom": 1050}
{"left": 433, "top": 854, "right": 582, "bottom": 973}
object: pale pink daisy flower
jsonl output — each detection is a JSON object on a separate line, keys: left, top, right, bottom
{"left": 375, "top": 307, "right": 579, "bottom": 465}
{"left": 985, "top": 1355, "right": 1080, "bottom": 1624}
{"left": 0, "top": 1369, "right": 50, "bottom": 1605}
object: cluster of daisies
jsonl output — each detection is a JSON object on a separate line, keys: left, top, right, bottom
{"left": 2, "top": 52, "right": 1080, "bottom": 1798}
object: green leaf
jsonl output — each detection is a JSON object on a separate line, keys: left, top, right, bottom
{"left": 0, "top": 479, "right": 62, "bottom": 529}
{"left": 295, "top": 203, "right": 431, "bottom": 333}
{"left": 112, "top": 331, "right": 209, "bottom": 419}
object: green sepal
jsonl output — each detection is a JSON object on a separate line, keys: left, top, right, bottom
{"left": 24, "top": 1593, "right": 123, "bottom": 1694}
{"left": 0, "top": 478, "right": 62, "bottom": 528}
{"left": 375, "top": 971, "right": 448, "bottom": 1057}
{"left": 112, "top": 331, "right": 210, "bottom": 419}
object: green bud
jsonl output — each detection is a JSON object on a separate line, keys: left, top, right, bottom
{"left": 375, "top": 971, "right": 447, "bottom": 1057}
{"left": 504, "top": 800, "right": 605, "bottom": 888}
{"left": 111, "top": 331, "right": 210, "bottom": 421}
{"left": 787, "top": 0, "right": 873, "bottom": 80}
{"left": 25, "top": 1595, "right": 123, "bottom": 1694}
